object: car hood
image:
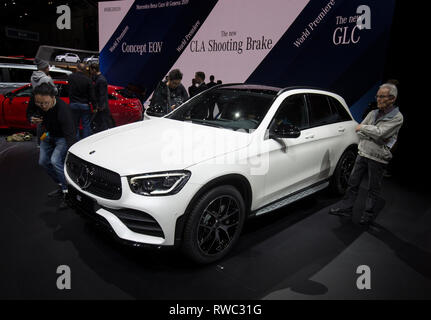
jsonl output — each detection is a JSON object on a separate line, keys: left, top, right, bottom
{"left": 68, "top": 118, "right": 253, "bottom": 176}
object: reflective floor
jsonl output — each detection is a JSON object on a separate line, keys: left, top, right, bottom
{"left": 1, "top": 131, "right": 430, "bottom": 300}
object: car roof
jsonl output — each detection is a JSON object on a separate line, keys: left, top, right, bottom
{"left": 0, "top": 63, "right": 71, "bottom": 74}
{"left": 216, "top": 83, "right": 282, "bottom": 95}
{"left": 278, "top": 86, "right": 340, "bottom": 96}
{"left": 13, "top": 80, "right": 123, "bottom": 91}
{"left": 215, "top": 84, "right": 339, "bottom": 96}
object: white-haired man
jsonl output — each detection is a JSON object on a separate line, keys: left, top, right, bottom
{"left": 329, "top": 83, "right": 404, "bottom": 225}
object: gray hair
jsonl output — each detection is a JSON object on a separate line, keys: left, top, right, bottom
{"left": 380, "top": 83, "right": 398, "bottom": 99}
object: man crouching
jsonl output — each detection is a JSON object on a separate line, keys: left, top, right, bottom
{"left": 33, "top": 83, "right": 77, "bottom": 209}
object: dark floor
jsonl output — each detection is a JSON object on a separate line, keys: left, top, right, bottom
{"left": 0, "top": 130, "right": 430, "bottom": 300}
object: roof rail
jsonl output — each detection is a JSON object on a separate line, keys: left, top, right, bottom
{"left": 277, "top": 86, "right": 339, "bottom": 96}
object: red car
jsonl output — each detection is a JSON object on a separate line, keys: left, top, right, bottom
{"left": 0, "top": 81, "right": 143, "bottom": 129}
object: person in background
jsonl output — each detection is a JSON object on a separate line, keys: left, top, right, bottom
{"left": 207, "top": 75, "right": 217, "bottom": 88}
{"left": 68, "top": 63, "right": 96, "bottom": 140}
{"left": 33, "top": 83, "right": 76, "bottom": 209}
{"left": 329, "top": 83, "right": 403, "bottom": 225}
{"left": 149, "top": 69, "right": 189, "bottom": 116}
{"left": 188, "top": 78, "right": 197, "bottom": 97}
{"left": 89, "top": 63, "right": 115, "bottom": 132}
{"left": 193, "top": 71, "right": 207, "bottom": 96}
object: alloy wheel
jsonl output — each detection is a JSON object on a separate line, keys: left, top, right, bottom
{"left": 197, "top": 195, "right": 240, "bottom": 255}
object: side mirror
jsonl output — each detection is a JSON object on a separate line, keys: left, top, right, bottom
{"left": 269, "top": 123, "right": 301, "bottom": 139}
{"left": 5, "top": 91, "right": 14, "bottom": 102}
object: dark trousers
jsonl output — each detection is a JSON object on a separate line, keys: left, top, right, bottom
{"left": 340, "top": 155, "right": 386, "bottom": 214}
{"left": 70, "top": 103, "right": 92, "bottom": 140}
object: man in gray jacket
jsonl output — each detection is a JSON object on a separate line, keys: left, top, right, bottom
{"left": 27, "top": 59, "right": 59, "bottom": 123}
{"left": 329, "top": 83, "right": 403, "bottom": 225}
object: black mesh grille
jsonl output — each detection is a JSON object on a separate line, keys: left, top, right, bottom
{"left": 103, "top": 207, "right": 165, "bottom": 238}
{"left": 66, "top": 152, "right": 122, "bottom": 200}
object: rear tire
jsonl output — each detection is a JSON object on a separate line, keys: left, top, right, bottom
{"left": 330, "top": 147, "right": 357, "bottom": 195}
{"left": 182, "top": 185, "right": 246, "bottom": 264}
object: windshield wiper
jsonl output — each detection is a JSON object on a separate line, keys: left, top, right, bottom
{"left": 190, "top": 119, "right": 225, "bottom": 129}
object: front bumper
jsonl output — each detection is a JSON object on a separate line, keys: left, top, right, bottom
{"left": 65, "top": 168, "right": 200, "bottom": 246}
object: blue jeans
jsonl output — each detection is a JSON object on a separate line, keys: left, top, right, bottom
{"left": 70, "top": 103, "right": 92, "bottom": 140}
{"left": 39, "top": 136, "right": 68, "bottom": 191}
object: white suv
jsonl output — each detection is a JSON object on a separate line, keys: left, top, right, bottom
{"left": 65, "top": 84, "right": 359, "bottom": 263}
{"left": 55, "top": 53, "right": 81, "bottom": 63}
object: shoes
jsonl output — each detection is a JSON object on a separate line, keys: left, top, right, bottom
{"left": 328, "top": 207, "right": 353, "bottom": 217}
{"left": 58, "top": 192, "right": 69, "bottom": 210}
{"left": 383, "top": 170, "right": 392, "bottom": 178}
{"left": 48, "top": 188, "right": 63, "bottom": 198}
{"left": 359, "top": 211, "right": 375, "bottom": 225}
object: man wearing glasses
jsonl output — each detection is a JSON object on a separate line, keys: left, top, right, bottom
{"left": 33, "top": 83, "right": 76, "bottom": 209}
{"left": 329, "top": 83, "right": 404, "bottom": 225}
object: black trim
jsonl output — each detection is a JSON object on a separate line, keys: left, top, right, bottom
{"left": 250, "top": 179, "right": 330, "bottom": 217}
{"left": 68, "top": 185, "right": 165, "bottom": 249}
{"left": 66, "top": 152, "right": 122, "bottom": 200}
{"left": 101, "top": 207, "right": 165, "bottom": 238}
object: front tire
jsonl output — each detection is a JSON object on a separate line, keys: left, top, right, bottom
{"left": 330, "top": 147, "right": 357, "bottom": 195}
{"left": 182, "top": 185, "right": 246, "bottom": 264}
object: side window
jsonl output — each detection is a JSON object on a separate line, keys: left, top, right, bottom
{"left": 0, "top": 68, "right": 6, "bottom": 81}
{"left": 328, "top": 96, "right": 352, "bottom": 122}
{"left": 15, "top": 86, "right": 33, "bottom": 97}
{"left": 271, "top": 94, "right": 308, "bottom": 130}
{"left": 307, "top": 93, "right": 337, "bottom": 127}
{"left": 8, "top": 68, "right": 33, "bottom": 83}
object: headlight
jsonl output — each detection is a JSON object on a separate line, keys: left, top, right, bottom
{"left": 128, "top": 171, "right": 191, "bottom": 196}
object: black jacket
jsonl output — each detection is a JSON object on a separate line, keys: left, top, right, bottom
{"left": 194, "top": 82, "right": 208, "bottom": 96}
{"left": 149, "top": 81, "right": 189, "bottom": 114}
{"left": 94, "top": 73, "right": 109, "bottom": 111}
{"left": 68, "top": 71, "right": 96, "bottom": 105}
{"left": 40, "top": 98, "right": 77, "bottom": 148}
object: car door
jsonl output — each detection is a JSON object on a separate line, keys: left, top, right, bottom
{"left": 57, "top": 83, "right": 70, "bottom": 104}
{"left": 262, "top": 93, "right": 327, "bottom": 205}
{"left": 2, "top": 85, "right": 34, "bottom": 128}
{"left": 305, "top": 93, "right": 344, "bottom": 181}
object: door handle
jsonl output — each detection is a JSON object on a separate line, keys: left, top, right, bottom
{"left": 305, "top": 134, "right": 315, "bottom": 140}
{"left": 338, "top": 127, "right": 345, "bottom": 133}
{"left": 24, "top": 101, "right": 29, "bottom": 104}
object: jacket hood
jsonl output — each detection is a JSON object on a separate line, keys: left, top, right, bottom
{"left": 31, "top": 71, "right": 58, "bottom": 94}
{"left": 68, "top": 118, "right": 253, "bottom": 176}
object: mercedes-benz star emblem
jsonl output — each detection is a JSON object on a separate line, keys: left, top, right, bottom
{"left": 76, "top": 165, "right": 94, "bottom": 190}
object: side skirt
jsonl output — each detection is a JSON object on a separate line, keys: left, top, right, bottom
{"left": 252, "top": 180, "right": 330, "bottom": 217}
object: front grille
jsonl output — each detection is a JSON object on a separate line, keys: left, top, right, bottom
{"left": 66, "top": 152, "right": 122, "bottom": 200}
{"left": 103, "top": 207, "right": 165, "bottom": 238}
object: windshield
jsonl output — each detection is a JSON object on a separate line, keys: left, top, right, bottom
{"left": 166, "top": 87, "right": 276, "bottom": 133}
